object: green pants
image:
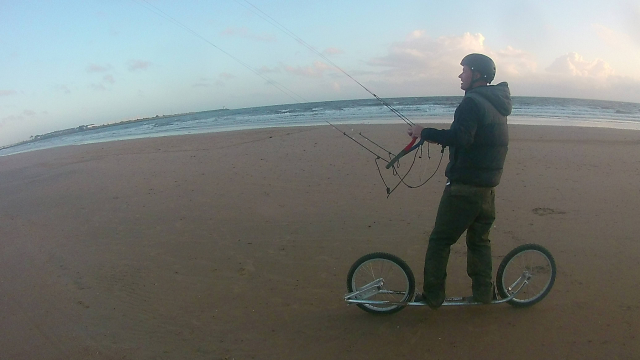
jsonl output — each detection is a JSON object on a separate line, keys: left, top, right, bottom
{"left": 423, "top": 183, "right": 496, "bottom": 306}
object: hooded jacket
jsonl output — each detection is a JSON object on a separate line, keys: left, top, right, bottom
{"left": 421, "top": 82, "right": 512, "bottom": 187}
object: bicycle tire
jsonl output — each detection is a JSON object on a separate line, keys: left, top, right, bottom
{"left": 496, "top": 243, "right": 556, "bottom": 307}
{"left": 346, "top": 252, "right": 415, "bottom": 314}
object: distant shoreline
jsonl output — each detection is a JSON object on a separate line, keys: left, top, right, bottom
{"left": 0, "top": 109, "right": 230, "bottom": 152}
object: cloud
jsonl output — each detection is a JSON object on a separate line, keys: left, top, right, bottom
{"left": 90, "top": 83, "right": 107, "bottom": 91}
{"left": 494, "top": 46, "right": 537, "bottom": 76}
{"left": 0, "top": 90, "right": 17, "bottom": 96}
{"left": 323, "top": 47, "right": 343, "bottom": 56}
{"left": 363, "top": 30, "right": 536, "bottom": 92}
{"left": 103, "top": 75, "right": 115, "bottom": 84}
{"left": 86, "top": 63, "right": 112, "bottom": 73}
{"left": 283, "top": 61, "right": 331, "bottom": 78}
{"left": 368, "top": 32, "right": 489, "bottom": 80}
{"left": 192, "top": 73, "right": 236, "bottom": 88}
{"left": 546, "top": 52, "right": 614, "bottom": 78}
{"left": 272, "top": 31, "right": 528, "bottom": 98}
{"left": 256, "top": 65, "right": 280, "bottom": 74}
{"left": 128, "top": 60, "right": 152, "bottom": 71}
{"left": 592, "top": 23, "right": 637, "bottom": 50}
{"left": 221, "top": 27, "right": 276, "bottom": 42}
{"left": 193, "top": 81, "right": 210, "bottom": 88}
{"left": 0, "top": 109, "right": 35, "bottom": 126}
{"left": 0, "top": 114, "right": 24, "bottom": 126}
{"left": 352, "top": 30, "right": 639, "bottom": 102}
{"left": 192, "top": 77, "right": 213, "bottom": 88}
{"left": 55, "top": 84, "right": 71, "bottom": 94}
{"left": 622, "top": 2, "right": 640, "bottom": 45}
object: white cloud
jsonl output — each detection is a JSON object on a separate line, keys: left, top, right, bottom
{"left": 0, "top": 90, "right": 16, "bottom": 96}
{"left": 494, "top": 47, "right": 537, "bottom": 77}
{"left": 546, "top": 52, "right": 614, "bottom": 78}
{"left": 592, "top": 24, "right": 637, "bottom": 50}
{"left": 355, "top": 31, "right": 640, "bottom": 102}
{"left": 323, "top": 47, "right": 343, "bottom": 56}
{"left": 283, "top": 61, "right": 331, "bottom": 78}
{"left": 368, "top": 31, "right": 486, "bottom": 78}
{"left": 365, "top": 31, "right": 537, "bottom": 90}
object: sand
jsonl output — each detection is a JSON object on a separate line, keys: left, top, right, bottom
{"left": 1, "top": 124, "right": 639, "bottom": 359}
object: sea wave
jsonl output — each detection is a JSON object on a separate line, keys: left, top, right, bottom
{"left": 2, "top": 96, "right": 638, "bottom": 156}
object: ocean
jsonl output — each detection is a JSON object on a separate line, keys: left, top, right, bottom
{"left": 2, "top": 96, "right": 639, "bottom": 156}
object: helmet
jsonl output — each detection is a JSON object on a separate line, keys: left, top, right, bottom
{"left": 461, "top": 53, "right": 496, "bottom": 83}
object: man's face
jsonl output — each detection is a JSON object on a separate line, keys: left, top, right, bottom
{"left": 459, "top": 65, "right": 474, "bottom": 91}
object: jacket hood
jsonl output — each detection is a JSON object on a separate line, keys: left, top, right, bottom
{"left": 467, "top": 82, "right": 512, "bottom": 116}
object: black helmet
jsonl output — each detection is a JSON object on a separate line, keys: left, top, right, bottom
{"left": 461, "top": 53, "right": 496, "bottom": 83}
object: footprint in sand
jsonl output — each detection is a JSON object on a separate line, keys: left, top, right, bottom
{"left": 237, "top": 260, "right": 255, "bottom": 277}
{"left": 532, "top": 207, "right": 566, "bottom": 216}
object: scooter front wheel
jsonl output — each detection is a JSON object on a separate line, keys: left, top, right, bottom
{"left": 496, "top": 244, "right": 556, "bottom": 307}
{"left": 346, "top": 252, "right": 415, "bottom": 314}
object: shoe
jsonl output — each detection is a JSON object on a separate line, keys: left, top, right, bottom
{"left": 474, "top": 295, "right": 491, "bottom": 304}
{"left": 462, "top": 296, "right": 476, "bottom": 303}
{"left": 472, "top": 282, "right": 496, "bottom": 304}
{"left": 413, "top": 292, "right": 441, "bottom": 310}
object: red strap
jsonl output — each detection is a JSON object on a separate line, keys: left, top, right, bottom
{"left": 402, "top": 137, "right": 417, "bottom": 152}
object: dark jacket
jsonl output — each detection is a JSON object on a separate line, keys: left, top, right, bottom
{"left": 421, "top": 82, "right": 512, "bottom": 187}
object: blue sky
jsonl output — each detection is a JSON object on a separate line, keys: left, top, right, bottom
{"left": 1, "top": 0, "right": 639, "bottom": 146}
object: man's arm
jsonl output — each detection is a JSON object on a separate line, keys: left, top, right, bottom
{"left": 408, "top": 97, "right": 480, "bottom": 147}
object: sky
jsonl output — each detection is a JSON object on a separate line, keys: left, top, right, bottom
{"left": 1, "top": 0, "right": 640, "bottom": 146}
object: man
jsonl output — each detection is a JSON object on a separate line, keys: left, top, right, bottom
{"left": 408, "top": 53, "right": 512, "bottom": 308}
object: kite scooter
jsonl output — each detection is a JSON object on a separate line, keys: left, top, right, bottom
{"left": 344, "top": 244, "right": 556, "bottom": 314}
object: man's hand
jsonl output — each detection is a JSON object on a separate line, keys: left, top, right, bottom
{"left": 407, "top": 125, "right": 424, "bottom": 139}
{"left": 408, "top": 125, "right": 440, "bottom": 144}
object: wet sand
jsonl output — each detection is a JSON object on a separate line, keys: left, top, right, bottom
{"left": 1, "top": 124, "right": 639, "bottom": 359}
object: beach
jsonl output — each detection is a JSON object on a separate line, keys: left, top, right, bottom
{"left": 1, "top": 124, "right": 639, "bottom": 359}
